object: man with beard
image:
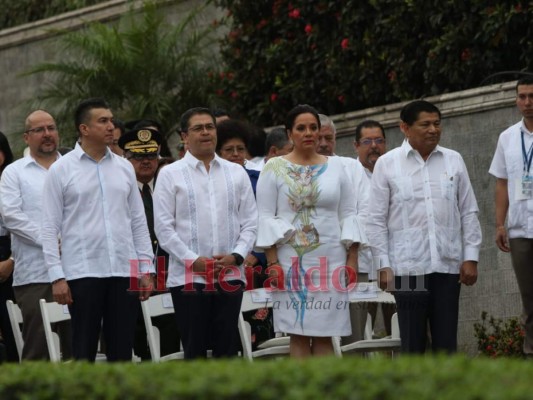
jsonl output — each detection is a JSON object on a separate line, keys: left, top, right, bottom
{"left": 0, "top": 110, "right": 71, "bottom": 360}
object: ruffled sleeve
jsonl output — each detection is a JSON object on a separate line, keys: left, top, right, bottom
{"left": 255, "top": 216, "right": 295, "bottom": 249}
{"left": 340, "top": 214, "right": 368, "bottom": 249}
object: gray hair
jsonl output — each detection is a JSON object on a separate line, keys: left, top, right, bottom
{"left": 318, "top": 114, "right": 336, "bottom": 135}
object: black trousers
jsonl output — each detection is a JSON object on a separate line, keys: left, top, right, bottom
{"left": 170, "top": 280, "right": 243, "bottom": 360}
{"left": 393, "top": 273, "right": 461, "bottom": 354}
{"left": 68, "top": 277, "right": 139, "bottom": 362}
{"left": 0, "top": 276, "right": 17, "bottom": 362}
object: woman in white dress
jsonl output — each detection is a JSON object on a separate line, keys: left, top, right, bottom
{"left": 256, "top": 105, "right": 366, "bottom": 357}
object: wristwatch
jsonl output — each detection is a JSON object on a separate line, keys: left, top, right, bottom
{"left": 231, "top": 253, "right": 244, "bottom": 266}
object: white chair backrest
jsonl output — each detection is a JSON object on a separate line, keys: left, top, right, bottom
{"left": 6, "top": 300, "right": 23, "bottom": 362}
{"left": 39, "top": 299, "right": 70, "bottom": 362}
{"left": 141, "top": 293, "right": 183, "bottom": 362}
{"left": 238, "top": 289, "right": 289, "bottom": 361}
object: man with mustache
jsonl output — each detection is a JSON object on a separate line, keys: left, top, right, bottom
{"left": 352, "top": 120, "right": 396, "bottom": 336}
{"left": 0, "top": 110, "right": 71, "bottom": 360}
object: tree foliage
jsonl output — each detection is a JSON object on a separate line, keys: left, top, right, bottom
{"left": 213, "top": 0, "right": 533, "bottom": 126}
{"left": 23, "top": 1, "right": 221, "bottom": 145}
{"left": 0, "top": 0, "right": 107, "bottom": 30}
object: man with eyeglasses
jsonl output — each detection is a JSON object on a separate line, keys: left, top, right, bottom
{"left": 490, "top": 76, "right": 533, "bottom": 358}
{"left": 154, "top": 107, "right": 257, "bottom": 359}
{"left": 354, "top": 120, "right": 387, "bottom": 177}
{"left": 0, "top": 110, "right": 71, "bottom": 360}
{"left": 352, "top": 120, "right": 397, "bottom": 337}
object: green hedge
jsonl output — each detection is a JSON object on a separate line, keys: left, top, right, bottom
{"left": 1, "top": 356, "right": 532, "bottom": 399}
{"left": 0, "top": 0, "right": 108, "bottom": 30}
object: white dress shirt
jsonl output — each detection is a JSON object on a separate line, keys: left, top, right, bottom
{"left": 367, "top": 140, "right": 481, "bottom": 276}
{"left": 489, "top": 120, "right": 533, "bottom": 238}
{"left": 0, "top": 155, "right": 60, "bottom": 286}
{"left": 42, "top": 143, "right": 154, "bottom": 282}
{"left": 337, "top": 156, "right": 372, "bottom": 275}
{"left": 355, "top": 159, "right": 375, "bottom": 278}
{"left": 154, "top": 152, "right": 258, "bottom": 288}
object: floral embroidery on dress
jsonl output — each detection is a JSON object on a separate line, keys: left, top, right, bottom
{"left": 264, "top": 158, "right": 328, "bottom": 328}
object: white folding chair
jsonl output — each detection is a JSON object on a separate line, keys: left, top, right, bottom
{"left": 335, "top": 284, "right": 401, "bottom": 357}
{"left": 238, "top": 289, "right": 290, "bottom": 361}
{"left": 141, "top": 293, "right": 184, "bottom": 362}
{"left": 39, "top": 299, "right": 71, "bottom": 362}
{"left": 6, "top": 300, "right": 23, "bottom": 362}
{"left": 339, "top": 312, "right": 401, "bottom": 357}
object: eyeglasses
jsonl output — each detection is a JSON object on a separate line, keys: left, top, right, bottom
{"left": 358, "top": 138, "right": 385, "bottom": 146}
{"left": 188, "top": 124, "right": 216, "bottom": 133}
{"left": 127, "top": 153, "right": 159, "bottom": 161}
{"left": 221, "top": 146, "right": 246, "bottom": 154}
{"left": 25, "top": 125, "right": 57, "bottom": 135}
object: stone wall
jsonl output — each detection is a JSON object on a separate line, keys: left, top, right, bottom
{"left": 0, "top": 0, "right": 220, "bottom": 154}
{"left": 0, "top": 0, "right": 522, "bottom": 355}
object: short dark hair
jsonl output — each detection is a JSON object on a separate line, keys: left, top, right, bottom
{"left": 180, "top": 107, "right": 215, "bottom": 133}
{"left": 355, "top": 120, "right": 386, "bottom": 142}
{"left": 112, "top": 119, "right": 126, "bottom": 136}
{"left": 400, "top": 100, "right": 441, "bottom": 125}
{"left": 211, "top": 107, "right": 230, "bottom": 119}
{"left": 285, "top": 104, "right": 321, "bottom": 131}
{"left": 215, "top": 119, "right": 251, "bottom": 152}
{"left": 0, "top": 131, "right": 14, "bottom": 175}
{"left": 266, "top": 127, "right": 289, "bottom": 151}
{"left": 74, "top": 98, "right": 110, "bottom": 133}
{"left": 517, "top": 76, "right": 533, "bottom": 91}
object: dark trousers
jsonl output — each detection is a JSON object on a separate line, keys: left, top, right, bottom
{"left": 393, "top": 273, "right": 461, "bottom": 354}
{"left": 170, "top": 281, "right": 243, "bottom": 360}
{"left": 68, "top": 277, "right": 139, "bottom": 362}
{"left": 509, "top": 238, "right": 533, "bottom": 354}
{"left": 0, "top": 276, "right": 18, "bottom": 362}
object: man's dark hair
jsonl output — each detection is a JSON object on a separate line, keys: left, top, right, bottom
{"left": 211, "top": 107, "right": 230, "bottom": 119}
{"left": 74, "top": 98, "right": 110, "bottom": 133}
{"left": 112, "top": 119, "right": 126, "bottom": 136}
{"left": 355, "top": 120, "right": 386, "bottom": 142}
{"left": 215, "top": 119, "right": 251, "bottom": 152}
{"left": 180, "top": 107, "right": 215, "bottom": 133}
{"left": 517, "top": 76, "right": 533, "bottom": 91}
{"left": 285, "top": 104, "right": 321, "bottom": 131}
{"left": 400, "top": 100, "right": 441, "bottom": 126}
{"left": 266, "top": 127, "right": 289, "bottom": 151}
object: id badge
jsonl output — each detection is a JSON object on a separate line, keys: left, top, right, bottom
{"left": 516, "top": 175, "right": 533, "bottom": 200}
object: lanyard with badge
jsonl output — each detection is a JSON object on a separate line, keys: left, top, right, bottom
{"left": 521, "top": 128, "right": 533, "bottom": 198}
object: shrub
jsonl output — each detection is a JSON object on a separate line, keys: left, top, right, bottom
{"left": 473, "top": 311, "right": 525, "bottom": 358}
{"left": 213, "top": 0, "right": 533, "bottom": 126}
{"left": 2, "top": 356, "right": 533, "bottom": 399}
